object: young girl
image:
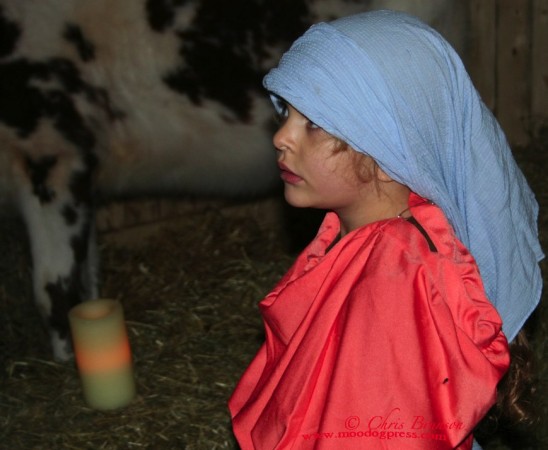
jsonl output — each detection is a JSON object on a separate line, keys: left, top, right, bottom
{"left": 229, "top": 10, "right": 544, "bottom": 449}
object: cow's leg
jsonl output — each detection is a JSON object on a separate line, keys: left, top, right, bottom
{"left": 15, "top": 152, "right": 98, "bottom": 361}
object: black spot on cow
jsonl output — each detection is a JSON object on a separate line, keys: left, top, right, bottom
{"left": 61, "top": 162, "right": 97, "bottom": 228}
{"left": 0, "top": 60, "right": 49, "bottom": 136}
{"left": 163, "top": 0, "right": 310, "bottom": 121}
{"left": 0, "top": 56, "right": 121, "bottom": 152}
{"left": 45, "top": 270, "right": 80, "bottom": 341}
{"left": 145, "top": 0, "right": 190, "bottom": 32}
{"left": 164, "top": 41, "right": 262, "bottom": 121}
{"left": 49, "top": 57, "right": 90, "bottom": 93}
{"left": 62, "top": 204, "right": 79, "bottom": 225}
{"left": 63, "top": 23, "right": 96, "bottom": 62}
{"left": 71, "top": 221, "right": 92, "bottom": 265}
{"left": 0, "top": 5, "right": 20, "bottom": 58}
{"left": 25, "top": 155, "right": 58, "bottom": 204}
{"left": 45, "top": 219, "right": 94, "bottom": 341}
{"left": 44, "top": 89, "right": 96, "bottom": 153}
{"left": 69, "top": 161, "right": 97, "bottom": 208}
{"left": 47, "top": 57, "right": 124, "bottom": 120}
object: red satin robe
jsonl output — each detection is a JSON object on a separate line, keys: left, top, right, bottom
{"left": 229, "top": 194, "right": 509, "bottom": 449}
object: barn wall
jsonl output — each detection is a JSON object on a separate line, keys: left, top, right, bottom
{"left": 466, "top": 0, "right": 548, "bottom": 146}
{"left": 98, "top": 0, "right": 548, "bottom": 234}
{"left": 531, "top": 0, "right": 548, "bottom": 137}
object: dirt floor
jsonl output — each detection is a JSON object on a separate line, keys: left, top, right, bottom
{"left": 1, "top": 137, "right": 547, "bottom": 450}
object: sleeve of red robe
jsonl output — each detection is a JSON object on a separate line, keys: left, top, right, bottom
{"left": 230, "top": 201, "right": 509, "bottom": 450}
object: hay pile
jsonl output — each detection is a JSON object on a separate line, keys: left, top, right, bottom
{"left": 0, "top": 197, "right": 317, "bottom": 449}
{"left": 1, "top": 138, "right": 547, "bottom": 449}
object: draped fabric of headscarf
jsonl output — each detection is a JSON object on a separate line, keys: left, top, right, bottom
{"left": 263, "top": 10, "right": 544, "bottom": 342}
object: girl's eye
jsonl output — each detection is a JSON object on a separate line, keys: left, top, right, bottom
{"left": 275, "top": 106, "right": 288, "bottom": 125}
{"left": 273, "top": 97, "right": 288, "bottom": 123}
{"left": 306, "top": 120, "right": 320, "bottom": 130}
{"left": 276, "top": 109, "right": 287, "bottom": 123}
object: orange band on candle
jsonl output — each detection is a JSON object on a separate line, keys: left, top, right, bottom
{"left": 74, "top": 338, "right": 132, "bottom": 373}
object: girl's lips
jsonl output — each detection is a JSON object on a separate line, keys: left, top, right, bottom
{"left": 278, "top": 163, "right": 303, "bottom": 184}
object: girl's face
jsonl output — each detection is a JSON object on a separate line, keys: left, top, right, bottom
{"left": 273, "top": 103, "right": 410, "bottom": 235}
{"left": 274, "top": 103, "right": 364, "bottom": 206}
{"left": 273, "top": 103, "right": 374, "bottom": 229}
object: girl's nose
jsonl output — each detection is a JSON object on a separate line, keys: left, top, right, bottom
{"left": 273, "top": 121, "right": 292, "bottom": 153}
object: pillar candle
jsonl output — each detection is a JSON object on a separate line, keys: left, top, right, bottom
{"left": 69, "top": 299, "right": 136, "bottom": 410}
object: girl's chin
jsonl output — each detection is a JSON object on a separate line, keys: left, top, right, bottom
{"left": 284, "top": 191, "right": 316, "bottom": 209}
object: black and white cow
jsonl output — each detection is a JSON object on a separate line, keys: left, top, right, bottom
{"left": 0, "top": 0, "right": 464, "bottom": 360}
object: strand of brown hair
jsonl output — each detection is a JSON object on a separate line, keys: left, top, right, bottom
{"left": 476, "top": 328, "right": 540, "bottom": 444}
{"left": 497, "top": 329, "right": 539, "bottom": 427}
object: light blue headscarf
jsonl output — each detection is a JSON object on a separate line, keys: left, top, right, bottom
{"left": 264, "top": 10, "right": 544, "bottom": 342}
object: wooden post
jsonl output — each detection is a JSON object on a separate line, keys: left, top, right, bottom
{"left": 496, "top": 0, "right": 532, "bottom": 146}
{"left": 466, "top": 0, "right": 497, "bottom": 111}
{"left": 532, "top": 0, "right": 548, "bottom": 137}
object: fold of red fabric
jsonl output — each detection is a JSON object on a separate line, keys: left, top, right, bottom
{"left": 230, "top": 194, "right": 509, "bottom": 449}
